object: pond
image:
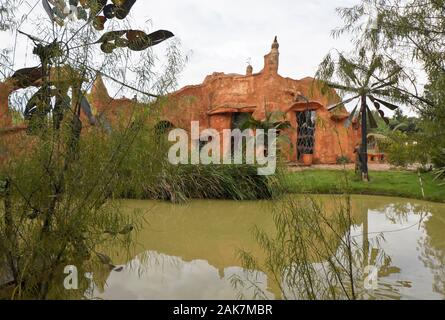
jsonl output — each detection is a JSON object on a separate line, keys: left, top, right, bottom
{"left": 90, "top": 195, "right": 445, "bottom": 300}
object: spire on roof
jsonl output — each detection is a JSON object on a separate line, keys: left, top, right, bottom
{"left": 263, "top": 37, "right": 280, "bottom": 75}
{"left": 272, "top": 36, "right": 279, "bottom": 49}
{"left": 246, "top": 64, "right": 253, "bottom": 76}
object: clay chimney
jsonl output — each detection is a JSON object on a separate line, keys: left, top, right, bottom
{"left": 263, "top": 36, "right": 279, "bottom": 75}
{"left": 246, "top": 64, "right": 253, "bottom": 76}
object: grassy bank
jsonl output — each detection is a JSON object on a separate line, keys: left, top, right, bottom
{"left": 118, "top": 164, "right": 284, "bottom": 203}
{"left": 285, "top": 169, "right": 445, "bottom": 203}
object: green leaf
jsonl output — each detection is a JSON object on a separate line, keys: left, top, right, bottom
{"left": 273, "top": 121, "right": 292, "bottom": 130}
{"left": 326, "top": 81, "right": 361, "bottom": 93}
{"left": 344, "top": 104, "right": 358, "bottom": 128}
{"left": 366, "top": 104, "right": 378, "bottom": 129}
{"left": 338, "top": 53, "right": 361, "bottom": 86}
{"left": 0, "top": 179, "right": 6, "bottom": 195}
{"left": 364, "top": 53, "right": 382, "bottom": 86}
{"left": 327, "top": 95, "right": 360, "bottom": 111}
{"left": 268, "top": 111, "right": 287, "bottom": 123}
{"left": 95, "top": 29, "right": 174, "bottom": 53}
{"left": 372, "top": 97, "right": 399, "bottom": 111}
{"left": 276, "top": 135, "right": 293, "bottom": 148}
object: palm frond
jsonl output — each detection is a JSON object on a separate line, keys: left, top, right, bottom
{"left": 327, "top": 94, "right": 360, "bottom": 111}
{"left": 273, "top": 121, "right": 292, "bottom": 130}
{"left": 267, "top": 110, "right": 287, "bottom": 123}
{"left": 240, "top": 117, "right": 261, "bottom": 131}
{"left": 344, "top": 103, "right": 359, "bottom": 128}
{"left": 325, "top": 81, "right": 361, "bottom": 94}
{"left": 366, "top": 104, "right": 378, "bottom": 129}
{"left": 338, "top": 53, "right": 362, "bottom": 86}
{"left": 371, "top": 97, "right": 399, "bottom": 111}
{"left": 364, "top": 52, "right": 382, "bottom": 86}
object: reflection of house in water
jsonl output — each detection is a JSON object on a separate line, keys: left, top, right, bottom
{"left": 98, "top": 198, "right": 369, "bottom": 299}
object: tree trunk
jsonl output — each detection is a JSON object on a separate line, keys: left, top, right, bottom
{"left": 361, "top": 96, "right": 369, "bottom": 182}
{"left": 3, "top": 178, "right": 19, "bottom": 283}
{"left": 363, "top": 205, "right": 369, "bottom": 267}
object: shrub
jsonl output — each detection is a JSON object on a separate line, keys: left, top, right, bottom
{"left": 0, "top": 112, "right": 145, "bottom": 299}
{"left": 151, "top": 164, "right": 283, "bottom": 202}
{"left": 112, "top": 113, "right": 286, "bottom": 202}
{"left": 336, "top": 155, "right": 351, "bottom": 165}
{"left": 384, "top": 131, "right": 421, "bottom": 167}
{"left": 433, "top": 150, "right": 445, "bottom": 184}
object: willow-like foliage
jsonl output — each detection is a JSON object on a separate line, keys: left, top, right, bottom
{"left": 330, "top": 0, "right": 445, "bottom": 179}
{"left": 0, "top": 1, "right": 185, "bottom": 299}
{"left": 233, "top": 193, "right": 393, "bottom": 300}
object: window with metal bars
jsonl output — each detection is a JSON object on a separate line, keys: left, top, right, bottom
{"left": 296, "top": 110, "right": 316, "bottom": 159}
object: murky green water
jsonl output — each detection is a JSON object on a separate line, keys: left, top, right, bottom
{"left": 91, "top": 195, "right": 445, "bottom": 300}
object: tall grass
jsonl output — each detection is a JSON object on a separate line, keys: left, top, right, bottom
{"left": 121, "top": 164, "right": 283, "bottom": 203}
{"left": 111, "top": 117, "right": 285, "bottom": 203}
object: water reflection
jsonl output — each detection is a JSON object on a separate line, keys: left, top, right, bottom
{"left": 91, "top": 195, "right": 445, "bottom": 300}
{"left": 419, "top": 210, "right": 445, "bottom": 297}
{"left": 360, "top": 198, "right": 444, "bottom": 299}
{"left": 93, "top": 251, "right": 274, "bottom": 300}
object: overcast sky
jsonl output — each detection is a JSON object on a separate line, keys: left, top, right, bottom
{"left": 6, "top": 1, "right": 418, "bottom": 115}
{"left": 3, "top": 0, "right": 357, "bottom": 87}
{"left": 138, "top": 0, "right": 357, "bottom": 87}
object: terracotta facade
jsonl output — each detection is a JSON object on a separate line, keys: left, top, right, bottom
{"left": 159, "top": 37, "right": 361, "bottom": 164}
{"left": 1, "top": 38, "right": 361, "bottom": 165}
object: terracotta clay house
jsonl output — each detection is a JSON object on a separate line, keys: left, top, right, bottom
{"left": 1, "top": 37, "right": 362, "bottom": 165}
{"left": 157, "top": 37, "right": 361, "bottom": 164}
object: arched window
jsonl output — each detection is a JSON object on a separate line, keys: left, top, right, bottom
{"left": 296, "top": 110, "right": 316, "bottom": 159}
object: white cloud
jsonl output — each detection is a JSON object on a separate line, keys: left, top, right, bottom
{"left": 129, "top": 0, "right": 357, "bottom": 87}
{"left": 0, "top": 1, "right": 356, "bottom": 84}
{"left": 4, "top": 0, "right": 388, "bottom": 110}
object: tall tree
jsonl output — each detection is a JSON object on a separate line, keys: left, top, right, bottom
{"left": 332, "top": 0, "right": 445, "bottom": 179}
{"left": 0, "top": 1, "right": 183, "bottom": 299}
{"left": 316, "top": 49, "right": 403, "bottom": 181}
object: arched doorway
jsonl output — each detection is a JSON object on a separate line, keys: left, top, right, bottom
{"left": 286, "top": 101, "right": 323, "bottom": 164}
{"left": 296, "top": 110, "right": 316, "bottom": 162}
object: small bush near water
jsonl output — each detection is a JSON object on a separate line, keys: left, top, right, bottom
{"left": 112, "top": 118, "right": 285, "bottom": 203}
{"left": 126, "top": 164, "right": 282, "bottom": 203}
{"left": 117, "top": 162, "right": 282, "bottom": 204}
